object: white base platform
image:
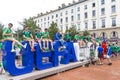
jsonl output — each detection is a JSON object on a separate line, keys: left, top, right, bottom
{"left": 0, "top": 61, "right": 89, "bottom": 80}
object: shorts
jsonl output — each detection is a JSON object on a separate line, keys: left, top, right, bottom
{"left": 16, "top": 56, "right": 20, "bottom": 60}
{"left": 98, "top": 53, "right": 103, "bottom": 58}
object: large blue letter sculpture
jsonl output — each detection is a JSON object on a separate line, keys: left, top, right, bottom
{"left": 2, "top": 40, "right": 77, "bottom": 76}
{"left": 53, "top": 41, "right": 77, "bottom": 67}
{"left": 2, "top": 41, "right": 34, "bottom": 76}
{"left": 35, "top": 41, "right": 53, "bottom": 70}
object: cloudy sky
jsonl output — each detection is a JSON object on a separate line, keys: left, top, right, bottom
{"left": 0, "top": 0, "right": 77, "bottom": 30}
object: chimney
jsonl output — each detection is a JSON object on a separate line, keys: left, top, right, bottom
{"left": 61, "top": 3, "right": 65, "bottom": 7}
{"left": 73, "top": 0, "right": 76, "bottom": 3}
{"left": 58, "top": 6, "right": 61, "bottom": 9}
{"left": 68, "top": 3, "right": 71, "bottom": 5}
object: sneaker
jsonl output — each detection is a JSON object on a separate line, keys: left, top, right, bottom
{"left": 31, "top": 48, "right": 35, "bottom": 52}
{"left": 11, "top": 49, "right": 16, "bottom": 52}
{"left": 108, "top": 63, "right": 112, "bottom": 65}
{"left": 23, "top": 43, "right": 27, "bottom": 49}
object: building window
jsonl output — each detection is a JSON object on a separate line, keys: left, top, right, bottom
{"left": 101, "top": 0, "right": 105, "bottom": 5}
{"left": 38, "top": 20, "right": 39, "bottom": 23}
{"left": 60, "top": 18, "right": 63, "bottom": 24}
{"left": 101, "top": 8, "right": 105, "bottom": 15}
{"left": 56, "top": 14, "right": 58, "bottom": 18}
{"left": 112, "top": 17, "right": 116, "bottom": 26}
{"left": 77, "top": 14, "right": 80, "bottom": 20}
{"left": 92, "top": 10, "right": 96, "bottom": 17}
{"left": 111, "top": 31, "right": 118, "bottom": 37}
{"left": 77, "top": 23, "right": 80, "bottom": 30}
{"left": 60, "top": 12, "right": 62, "bottom": 16}
{"left": 61, "top": 26, "right": 63, "bottom": 31}
{"left": 65, "top": 17, "right": 68, "bottom": 23}
{"left": 41, "top": 19, "right": 43, "bottom": 22}
{"left": 101, "top": 19, "right": 105, "bottom": 28}
{"left": 93, "top": 21, "right": 96, "bottom": 29}
{"left": 65, "top": 11, "right": 68, "bottom": 15}
{"left": 92, "top": 3, "right": 95, "bottom": 7}
{"left": 85, "top": 22, "right": 88, "bottom": 29}
{"left": 84, "top": 12, "right": 88, "bottom": 18}
{"left": 66, "top": 26, "right": 68, "bottom": 30}
{"left": 71, "top": 9, "right": 74, "bottom": 13}
{"left": 71, "top": 16, "right": 74, "bottom": 21}
{"left": 111, "top": 0, "right": 115, "bottom": 2}
{"left": 48, "top": 22, "right": 49, "bottom": 27}
{"left": 93, "top": 33, "right": 96, "bottom": 38}
{"left": 77, "top": 7, "right": 80, "bottom": 11}
{"left": 84, "top": 5, "right": 87, "bottom": 10}
{"left": 111, "top": 5, "right": 116, "bottom": 13}
{"left": 44, "top": 18, "right": 46, "bottom": 21}
{"left": 48, "top": 17, "right": 49, "bottom": 20}
{"left": 52, "top": 15, "right": 54, "bottom": 19}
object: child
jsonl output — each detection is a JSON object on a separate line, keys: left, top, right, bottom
{"left": 35, "top": 28, "right": 43, "bottom": 50}
{"left": 23, "top": 26, "right": 35, "bottom": 51}
{"left": 54, "top": 29, "right": 66, "bottom": 51}
{"left": 42, "top": 28, "right": 54, "bottom": 51}
{"left": 105, "top": 44, "right": 112, "bottom": 65}
{"left": 64, "top": 31, "right": 71, "bottom": 42}
{"left": 2, "top": 23, "right": 27, "bottom": 52}
{"left": 97, "top": 44, "right": 104, "bottom": 65}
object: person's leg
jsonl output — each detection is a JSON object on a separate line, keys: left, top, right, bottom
{"left": 38, "top": 40, "right": 43, "bottom": 50}
{"left": 49, "top": 39, "right": 54, "bottom": 50}
{"left": 13, "top": 39, "right": 27, "bottom": 48}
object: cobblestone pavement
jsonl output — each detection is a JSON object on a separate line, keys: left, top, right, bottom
{"left": 41, "top": 57, "right": 120, "bottom": 80}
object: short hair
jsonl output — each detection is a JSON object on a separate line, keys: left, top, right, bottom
{"left": 8, "top": 23, "right": 13, "bottom": 26}
{"left": 45, "top": 28, "right": 48, "bottom": 31}
{"left": 38, "top": 27, "right": 41, "bottom": 30}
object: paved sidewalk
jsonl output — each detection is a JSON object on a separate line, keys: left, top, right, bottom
{"left": 41, "top": 57, "right": 120, "bottom": 80}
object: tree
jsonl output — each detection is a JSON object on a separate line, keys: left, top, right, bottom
{"left": 0, "top": 23, "right": 4, "bottom": 39}
{"left": 48, "top": 22, "right": 58, "bottom": 40}
{"left": 19, "top": 17, "right": 38, "bottom": 38}
{"left": 65, "top": 25, "right": 78, "bottom": 40}
{"left": 82, "top": 30, "right": 90, "bottom": 36}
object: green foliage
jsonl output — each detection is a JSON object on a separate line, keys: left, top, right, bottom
{"left": 65, "top": 25, "right": 78, "bottom": 40}
{"left": 0, "top": 23, "right": 4, "bottom": 39}
{"left": 48, "top": 22, "right": 58, "bottom": 40}
{"left": 19, "top": 17, "right": 38, "bottom": 38}
{"left": 82, "top": 30, "right": 90, "bottom": 36}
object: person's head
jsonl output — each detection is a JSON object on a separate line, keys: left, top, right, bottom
{"left": 108, "top": 44, "right": 111, "bottom": 47}
{"left": 37, "top": 27, "right": 41, "bottom": 32}
{"left": 24, "top": 26, "right": 29, "bottom": 30}
{"left": 45, "top": 28, "right": 48, "bottom": 32}
{"left": 99, "top": 44, "right": 101, "bottom": 46}
{"left": 8, "top": 23, "right": 13, "bottom": 29}
{"left": 58, "top": 29, "right": 62, "bottom": 34}
{"left": 76, "top": 32, "right": 79, "bottom": 35}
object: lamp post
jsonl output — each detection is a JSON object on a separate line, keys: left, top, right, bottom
{"left": 17, "top": 27, "right": 20, "bottom": 40}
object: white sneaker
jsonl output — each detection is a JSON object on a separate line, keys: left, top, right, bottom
{"left": 11, "top": 49, "right": 16, "bottom": 52}
{"left": 23, "top": 43, "right": 27, "bottom": 48}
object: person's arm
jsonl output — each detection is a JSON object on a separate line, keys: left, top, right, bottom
{"left": 30, "top": 34, "right": 33, "bottom": 39}
{"left": 3, "top": 29, "right": 13, "bottom": 36}
{"left": 22, "top": 31, "right": 29, "bottom": 39}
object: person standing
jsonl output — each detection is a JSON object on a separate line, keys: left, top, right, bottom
{"left": 97, "top": 44, "right": 104, "bottom": 65}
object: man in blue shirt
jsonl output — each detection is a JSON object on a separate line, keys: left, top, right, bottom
{"left": 97, "top": 44, "right": 103, "bottom": 65}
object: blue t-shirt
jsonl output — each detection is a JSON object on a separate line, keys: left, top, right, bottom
{"left": 54, "top": 32, "right": 62, "bottom": 41}
{"left": 107, "top": 47, "right": 112, "bottom": 56}
{"left": 98, "top": 46, "right": 103, "bottom": 54}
